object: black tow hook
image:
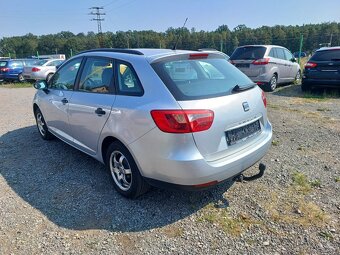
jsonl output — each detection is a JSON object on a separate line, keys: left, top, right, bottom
{"left": 235, "top": 163, "right": 266, "bottom": 182}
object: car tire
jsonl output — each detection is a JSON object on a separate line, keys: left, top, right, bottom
{"left": 105, "top": 141, "right": 150, "bottom": 198}
{"left": 34, "top": 108, "right": 54, "bottom": 140}
{"left": 264, "top": 74, "right": 277, "bottom": 92}
{"left": 294, "top": 70, "right": 301, "bottom": 85}
{"left": 301, "top": 82, "right": 310, "bottom": 92}
{"left": 46, "top": 73, "right": 53, "bottom": 83}
{"left": 18, "top": 73, "right": 25, "bottom": 83}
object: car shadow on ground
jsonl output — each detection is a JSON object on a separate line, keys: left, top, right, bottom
{"left": 0, "top": 126, "right": 233, "bottom": 232}
{"left": 272, "top": 84, "right": 340, "bottom": 98}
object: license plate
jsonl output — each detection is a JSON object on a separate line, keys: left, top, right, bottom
{"left": 226, "top": 120, "right": 261, "bottom": 146}
{"left": 236, "top": 63, "right": 250, "bottom": 68}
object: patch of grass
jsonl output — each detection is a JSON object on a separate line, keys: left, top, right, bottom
{"left": 310, "top": 179, "right": 321, "bottom": 188}
{"left": 335, "top": 177, "right": 340, "bottom": 182}
{"left": 162, "top": 226, "right": 184, "bottom": 238}
{"left": 267, "top": 103, "right": 280, "bottom": 109}
{"left": 263, "top": 190, "right": 329, "bottom": 228}
{"left": 316, "top": 108, "right": 331, "bottom": 112}
{"left": 198, "top": 204, "right": 259, "bottom": 236}
{"left": 319, "top": 231, "right": 334, "bottom": 240}
{"left": 292, "top": 172, "right": 311, "bottom": 194}
{"left": 271, "top": 140, "right": 279, "bottom": 146}
{"left": 1, "top": 82, "right": 33, "bottom": 88}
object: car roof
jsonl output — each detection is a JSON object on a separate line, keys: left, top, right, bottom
{"left": 77, "top": 48, "right": 225, "bottom": 63}
{"left": 317, "top": 46, "right": 340, "bottom": 52}
{"left": 237, "top": 45, "right": 286, "bottom": 49}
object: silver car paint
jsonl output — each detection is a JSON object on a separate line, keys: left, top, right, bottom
{"left": 33, "top": 49, "right": 272, "bottom": 186}
{"left": 23, "top": 59, "right": 63, "bottom": 80}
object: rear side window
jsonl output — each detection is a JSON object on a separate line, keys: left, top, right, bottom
{"left": 310, "top": 50, "right": 340, "bottom": 61}
{"left": 275, "top": 48, "right": 285, "bottom": 60}
{"left": 152, "top": 57, "right": 253, "bottom": 100}
{"left": 0, "top": 61, "right": 7, "bottom": 67}
{"left": 230, "top": 47, "right": 266, "bottom": 60}
{"left": 116, "top": 61, "right": 143, "bottom": 96}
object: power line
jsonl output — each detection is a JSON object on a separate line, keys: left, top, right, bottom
{"left": 89, "top": 6, "right": 105, "bottom": 47}
{"left": 89, "top": 7, "right": 105, "bottom": 34}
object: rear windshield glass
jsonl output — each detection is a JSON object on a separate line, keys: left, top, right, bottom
{"left": 310, "top": 50, "right": 340, "bottom": 61}
{"left": 152, "top": 57, "right": 253, "bottom": 100}
{"left": 230, "top": 46, "right": 266, "bottom": 60}
{"left": 0, "top": 61, "right": 7, "bottom": 67}
{"left": 35, "top": 59, "right": 49, "bottom": 66}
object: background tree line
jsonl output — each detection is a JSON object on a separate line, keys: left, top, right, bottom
{"left": 0, "top": 22, "right": 339, "bottom": 59}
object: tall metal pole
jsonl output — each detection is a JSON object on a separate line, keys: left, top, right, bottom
{"left": 298, "top": 34, "right": 304, "bottom": 64}
{"left": 89, "top": 7, "right": 105, "bottom": 47}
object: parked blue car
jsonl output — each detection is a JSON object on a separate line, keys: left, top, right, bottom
{"left": 0, "top": 59, "right": 38, "bottom": 82}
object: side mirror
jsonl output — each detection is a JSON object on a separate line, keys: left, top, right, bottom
{"left": 33, "top": 80, "right": 49, "bottom": 92}
{"left": 291, "top": 58, "right": 297, "bottom": 63}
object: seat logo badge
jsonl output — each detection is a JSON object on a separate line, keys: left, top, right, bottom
{"left": 243, "top": 102, "right": 250, "bottom": 112}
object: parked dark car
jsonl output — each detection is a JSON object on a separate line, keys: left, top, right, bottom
{"left": 302, "top": 47, "right": 340, "bottom": 91}
{"left": 0, "top": 59, "right": 38, "bottom": 82}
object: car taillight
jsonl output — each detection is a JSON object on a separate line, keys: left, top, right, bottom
{"left": 304, "top": 62, "right": 317, "bottom": 68}
{"left": 252, "top": 58, "right": 270, "bottom": 65}
{"left": 262, "top": 90, "right": 267, "bottom": 108}
{"left": 188, "top": 53, "right": 209, "bottom": 59}
{"left": 0, "top": 67, "right": 9, "bottom": 72}
{"left": 32, "top": 67, "right": 40, "bottom": 72}
{"left": 151, "top": 110, "right": 214, "bottom": 133}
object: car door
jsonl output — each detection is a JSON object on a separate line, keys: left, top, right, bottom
{"left": 40, "top": 57, "right": 83, "bottom": 142}
{"left": 275, "top": 48, "right": 290, "bottom": 82}
{"left": 67, "top": 57, "right": 116, "bottom": 155}
{"left": 283, "top": 48, "right": 297, "bottom": 81}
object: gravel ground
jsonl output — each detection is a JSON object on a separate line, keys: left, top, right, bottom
{"left": 0, "top": 85, "right": 339, "bottom": 255}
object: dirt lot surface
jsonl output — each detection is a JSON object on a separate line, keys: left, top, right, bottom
{"left": 0, "top": 85, "right": 339, "bottom": 254}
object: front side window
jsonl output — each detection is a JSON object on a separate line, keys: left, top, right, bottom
{"left": 284, "top": 49, "right": 294, "bottom": 61}
{"left": 116, "top": 61, "right": 143, "bottom": 96}
{"left": 275, "top": 48, "right": 285, "bottom": 60}
{"left": 10, "top": 61, "right": 23, "bottom": 68}
{"left": 49, "top": 58, "right": 82, "bottom": 90}
{"left": 79, "top": 57, "right": 113, "bottom": 94}
{"left": 152, "top": 56, "right": 253, "bottom": 100}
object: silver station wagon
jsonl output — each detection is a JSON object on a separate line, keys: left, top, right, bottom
{"left": 33, "top": 49, "right": 272, "bottom": 198}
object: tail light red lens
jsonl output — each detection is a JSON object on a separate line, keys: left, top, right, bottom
{"left": 261, "top": 90, "right": 267, "bottom": 108}
{"left": 0, "top": 67, "right": 9, "bottom": 72}
{"left": 32, "top": 67, "right": 40, "bottom": 72}
{"left": 304, "top": 62, "right": 317, "bottom": 68}
{"left": 151, "top": 110, "right": 214, "bottom": 133}
{"left": 252, "top": 58, "right": 270, "bottom": 65}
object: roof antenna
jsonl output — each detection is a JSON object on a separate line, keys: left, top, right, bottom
{"left": 172, "top": 18, "right": 188, "bottom": 50}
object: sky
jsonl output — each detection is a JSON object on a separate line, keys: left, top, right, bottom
{"left": 1, "top": 0, "right": 340, "bottom": 38}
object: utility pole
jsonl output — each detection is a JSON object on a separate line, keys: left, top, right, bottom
{"left": 329, "top": 33, "right": 333, "bottom": 47}
{"left": 89, "top": 7, "right": 105, "bottom": 47}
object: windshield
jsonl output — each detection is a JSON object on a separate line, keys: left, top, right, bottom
{"left": 152, "top": 57, "right": 253, "bottom": 100}
{"left": 311, "top": 49, "right": 340, "bottom": 61}
{"left": 230, "top": 46, "right": 266, "bottom": 60}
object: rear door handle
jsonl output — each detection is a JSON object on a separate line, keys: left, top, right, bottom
{"left": 61, "top": 98, "right": 68, "bottom": 104}
{"left": 95, "top": 108, "right": 106, "bottom": 116}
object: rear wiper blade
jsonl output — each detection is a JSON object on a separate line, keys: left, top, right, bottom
{"left": 232, "top": 83, "right": 256, "bottom": 93}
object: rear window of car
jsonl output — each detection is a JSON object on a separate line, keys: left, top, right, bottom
{"left": 0, "top": 61, "right": 8, "bottom": 67}
{"left": 230, "top": 46, "right": 266, "bottom": 60}
{"left": 310, "top": 50, "right": 340, "bottom": 61}
{"left": 152, "top": 56, "right": 253, "bottom": 100}
{"left": 35, "top": 59, "right": 49, "bottom": 66}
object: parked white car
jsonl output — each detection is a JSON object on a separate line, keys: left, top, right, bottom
{"left": 23, "top": 59, "right": 64, "bottom": 82}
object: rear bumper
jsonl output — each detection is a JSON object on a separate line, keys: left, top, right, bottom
{"left": 302, "top": 78, "right": 340, "bottom": 88}
{"left": 129, "top": 121, "right": 272, "bottom": 186}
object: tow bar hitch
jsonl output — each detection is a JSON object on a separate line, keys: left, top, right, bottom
{"left": 235, "top": 163, "right": 266, "bottom": 182}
